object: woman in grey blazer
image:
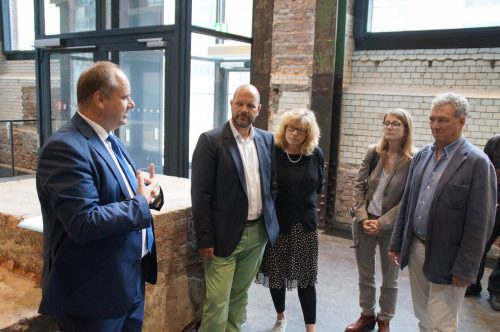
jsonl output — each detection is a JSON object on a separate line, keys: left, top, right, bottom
{"left": 345, "top": 108, "right": 414, "bottom": 332}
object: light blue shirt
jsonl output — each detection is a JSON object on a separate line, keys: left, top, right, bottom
{"left": 413, "top": 136, "right": 465, "bottom": 240}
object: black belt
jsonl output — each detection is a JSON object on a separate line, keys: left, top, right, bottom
{"left": 413, "top": 234, "right": 425, "bottom": 244}
{"left": 246, "top": 215, "right": 263, "bottom": 226}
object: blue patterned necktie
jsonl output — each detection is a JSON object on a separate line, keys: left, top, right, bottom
{"left": 107, "top": 134, "right": 154, "bottom": 252}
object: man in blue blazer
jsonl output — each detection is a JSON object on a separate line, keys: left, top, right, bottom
{"left": 191, "top": 84, "right": 279, "bottom": 331}
{"left": 36, "top": 61, "right": 163, "bottom": 331}
{"left": 389, "top": 92, "right": 496, "bottom": 332}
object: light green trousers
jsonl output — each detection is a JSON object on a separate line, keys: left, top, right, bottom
{"left": 200, "top": 221, "right": 267, "bottom": 332}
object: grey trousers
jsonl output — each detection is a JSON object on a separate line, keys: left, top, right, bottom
{"left": 355, "top": 227, "right": 399, "bottom": 321}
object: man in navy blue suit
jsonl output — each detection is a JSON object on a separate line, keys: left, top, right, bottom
{"left": 36, "top": 61, "right": 163, "bottom": 331}
{"left": 191, "top": 84, "right": 279, "bottom": 331}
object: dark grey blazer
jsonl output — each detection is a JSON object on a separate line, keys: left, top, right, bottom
{"left": 389, "top": 138, "right": 496, "bottom": 284}
{"left": 191, "top": 122, "right": 279, "bottom": 257}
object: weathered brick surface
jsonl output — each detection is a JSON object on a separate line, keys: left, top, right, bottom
{"left": 0, "top": 124, "right": 38, "bottom": 172}
{"left": 0, "top": 213, "right": 43, "bottom": 284}
{"left": 0, "top": 42, "right": 35, "bottom": 122}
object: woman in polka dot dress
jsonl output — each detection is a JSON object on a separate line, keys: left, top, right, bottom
{"left": 256, "top": 109, "right": 324, "bottom": 332}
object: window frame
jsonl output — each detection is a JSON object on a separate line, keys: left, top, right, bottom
{"left": 0, "top": 0, "right": 35, "bottom": 60}
{"left": 354, "top": 0, "right": 500, "bottom": 50}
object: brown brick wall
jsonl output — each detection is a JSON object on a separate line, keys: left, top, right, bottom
{"left": 0, "top": 85, "right": 38, "bottom": 173}
{"left": 0, "top": 124, "right": 38, "bottom": 171}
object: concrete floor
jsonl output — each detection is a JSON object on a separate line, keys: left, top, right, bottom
{"left": 245, "top": 231, "right": 499, "bottom": 332}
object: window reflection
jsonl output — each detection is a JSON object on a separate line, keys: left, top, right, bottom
{"left": 105, "top": 0, "right": 175, "bottom": 29}
{"left": 49, "top": 53, "right": 94, "bottom": 132}
{"left": 370, "top": 0, "right": 500, "bottom": 32}
{"left": 192, "top": 0, "right": 253, "bottom": 37}
{"left": 118, "top": 50, "right": 165, "bottom": 171}
{"left": 44, "top": 0, "right": 96, "bottom": 35}
{"left": 189, "top": 33, "right": 250, "bottom": 169}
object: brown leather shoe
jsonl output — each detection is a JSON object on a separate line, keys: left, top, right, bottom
{"left": 345, "top": 314, "right": 376, "bottom": 332}
{"left": 377, "top": 319, "right": 390, "bottom": 332}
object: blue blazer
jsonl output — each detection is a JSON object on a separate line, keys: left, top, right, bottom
{"left": 36, "top": 113, "right": 162, "bottom": 318}
{"left": 191, "top": 122, "right": 279, "bottom": 257}
{"left": 389, "top": 138, "right": 496, "bottom": 284}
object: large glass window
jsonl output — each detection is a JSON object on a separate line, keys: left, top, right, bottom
{"left": 1, "top": 0, "right": 35, "bottom": 51}
{"left": 369, "top": 0, "right": 500, "bottom": 33}
{"left": 189, "top": 33, "right": 250, "bottom": 164}
{"left": 118, "top": 50, "right": 165, "bottom": 172}
{"left": 355, "top": 0, "right": 500, "bottom": 49}
{"left": 44, "top": 0, "right": 96, "bottom": 35}
{"left": 192, "top": 0, "right": 253, "bottom": 37}
{"left": 49, "top": 53, "right": 94, "bottom": 132}
{"left": 105, "top": 0, "right": 175, "bottom": 29}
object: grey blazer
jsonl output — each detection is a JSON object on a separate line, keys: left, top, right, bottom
{"left": 353, "top": 145, "right": 411, "bottom": 237}
{"left": 389, "top": 138, "right": 497, "bottom": 284}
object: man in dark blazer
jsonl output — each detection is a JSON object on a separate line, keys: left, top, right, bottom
{"left": 36, "top": 61, "right": 163, "bottom": 331}
{"left": 191, "top": 84, "right": 279, "bottom": 331}
{"left": 389, "top": 92, "right": 496, "bottom": 332}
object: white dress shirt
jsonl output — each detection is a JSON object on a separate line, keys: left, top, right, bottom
{"left": 78, "top": 111, "right": 148, "bottom": 257}
{"left": 229, "top": 120, "right": 263, "bottom": 220}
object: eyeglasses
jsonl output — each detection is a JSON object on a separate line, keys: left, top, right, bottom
{"left": 382, "top": 121, "right": 403, "bottom": 128}
{"left": 286, "top": 125, "right": 307, "bottom": 134}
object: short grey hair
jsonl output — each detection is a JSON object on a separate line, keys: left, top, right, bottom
{"left": 431, "top": 92, "right": 469, "bottom": 118}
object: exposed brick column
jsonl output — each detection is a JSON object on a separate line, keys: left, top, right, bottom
{"left": 251, "top": 0, "right": 274, "bottom": 130}
{"left": 251, "top": 0, "right": 339, "bottom": 228}
{"left": 267, "top": 0, "right": 316, "bottom": 131}
{"left": 311, "top": 0, "right": 338, "bottom": 228}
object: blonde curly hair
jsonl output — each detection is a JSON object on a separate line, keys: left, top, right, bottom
{"left": 275, "top": 109, "right": 321, "bottom": 156}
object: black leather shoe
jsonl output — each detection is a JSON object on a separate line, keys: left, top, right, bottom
{"left": 345, "top": 315, "right": 376, "bottom": 332}
{"left": 465, "top": 284, "right": 482, "bottom": 296}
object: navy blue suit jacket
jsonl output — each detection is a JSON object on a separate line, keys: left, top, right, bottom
{"left": 36, "top": 113, "right": 161, "bottom": 318}
{"left": 191, "top": 122, "right": 279, "bottom": 257}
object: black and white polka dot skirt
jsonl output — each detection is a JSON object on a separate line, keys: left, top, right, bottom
{"left": 256, "top": 222, "right": 318, "bottom": 290}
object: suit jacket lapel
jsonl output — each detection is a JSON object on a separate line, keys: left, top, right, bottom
{"left": 253, "top": 130, "right": 267, "bottom": 184}
{"left": 413, "top": 147, "right": 431, "bottom": 191}
{"left": 72, "top": 114, "right": 133, "bottom": 199}
{"left": 223, "top": 123, "right": 248, "bottom": 197}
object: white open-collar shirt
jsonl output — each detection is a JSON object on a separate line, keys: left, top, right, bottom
{"left": 229, "top": 119, "right": 263, "bottom": 220}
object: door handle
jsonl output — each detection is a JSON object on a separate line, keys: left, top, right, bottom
{"left": 137, "top": 38, "right": 166, "bottom": 48}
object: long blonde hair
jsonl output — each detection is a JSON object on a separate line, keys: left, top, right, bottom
{"left": 275, "top": 109, "right": 321, "bottom": 156}
{"left": 375, "top": 108, "right": 414, "bottom": 160}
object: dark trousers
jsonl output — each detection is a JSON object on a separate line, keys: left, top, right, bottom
{"left": 472, "top": 208, "right": 500, "bottom": 292}
{"left": 58, "top": 274, "right": 145, "bottom": 332}
{"left": 270, "top": 286, "right": 316, "bottom": 324}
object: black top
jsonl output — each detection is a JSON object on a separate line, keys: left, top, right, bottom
{"left": 484, "top": 134, "right": 500, "bottom": 203}
{"left": 275, "top": 146, "right": 324, "bottom": 234}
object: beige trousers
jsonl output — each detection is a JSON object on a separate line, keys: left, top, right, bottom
{"left": 408, "top": 238, "right": 466, "bottom": 332}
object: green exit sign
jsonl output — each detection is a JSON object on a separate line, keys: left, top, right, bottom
{"left": 214, "top": 22, "right": 228, "bottom": 33}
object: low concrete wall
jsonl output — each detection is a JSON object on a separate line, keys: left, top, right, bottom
{"left": 0, "top": 175, "right": 204, "bottom": 332}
